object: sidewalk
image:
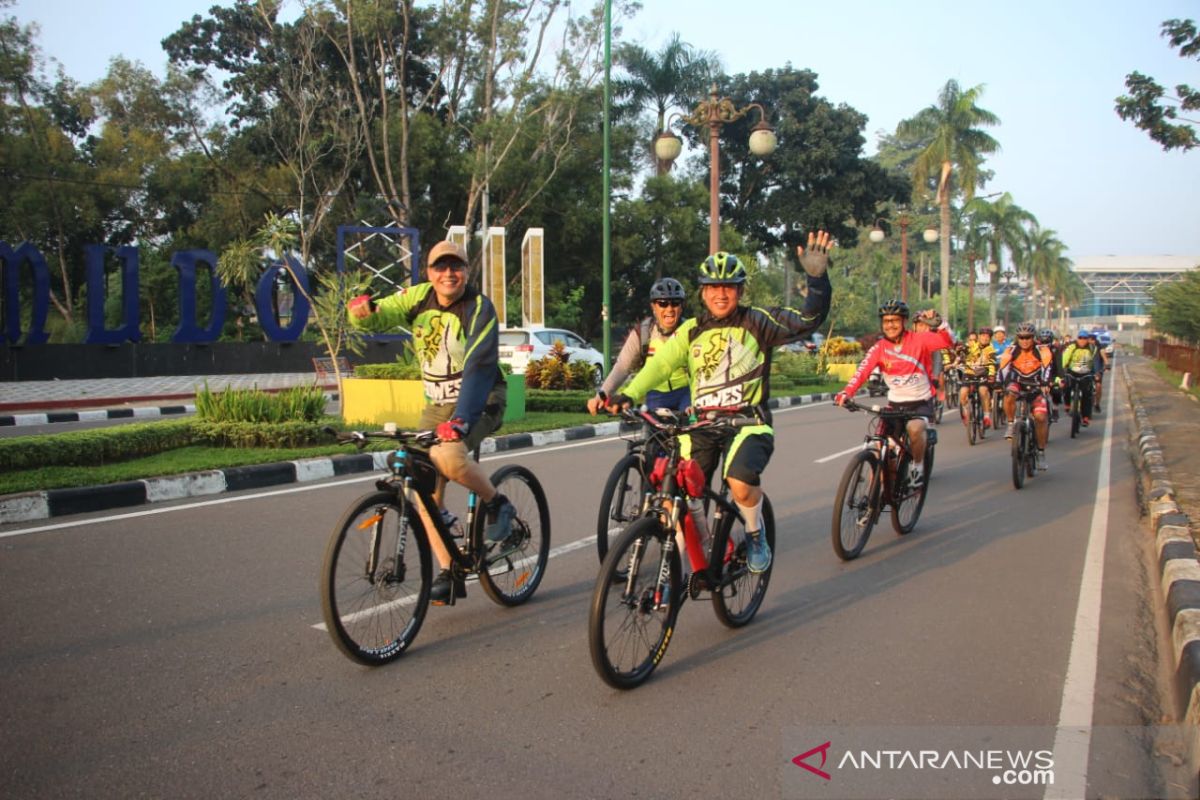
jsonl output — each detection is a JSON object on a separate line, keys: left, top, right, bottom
{"left": 0, "top": 373, "right": 335, "bottom": 425}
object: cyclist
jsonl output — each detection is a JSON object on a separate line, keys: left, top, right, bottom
{"left": 997, "top": 321, "right": 1053, "bottom": 470}
{"left": 1038, "top": 328, "right": 1063, "bottom": 422}
{"left": 914, "top": 314, "right": 948, "bottom": 407}
{"left": 1090, "top": 331, "right": 1109, "bottom": 410}
{"left": 347, "top": 240, "right": 516, "bottom": 603}
{"left": 991, "top": 324, "right": 1008, "bottom": 357}
{"left": 587, "top": 277, "right": 690, "bottom": 415}
{"left": 960, "top": 327, "right": 996, "bottom": 428}
{"left": 1061, "top": 328, "right": 1098, "bottom": 426}
{"left": 835, "top": 300, "right": 955, "bottom": 490}
{"left": 606, "top": 233, "right": 835, "bottom": 574}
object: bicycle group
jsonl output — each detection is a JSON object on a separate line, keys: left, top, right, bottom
{"left": 317, "top": 233, "right": 1111, "bottom": 688}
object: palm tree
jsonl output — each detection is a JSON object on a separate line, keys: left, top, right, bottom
{"left": 899, "top": 80, "right": 1001, "bottom": 321}
{"left": 963, "top": 193, "right": 1036, "bottom": 326}
{"left": 1019, "top": 224, "right": 1067, "bottom": 326}
{"left": 614, "top": 34, "right": 720, "bottom": 175}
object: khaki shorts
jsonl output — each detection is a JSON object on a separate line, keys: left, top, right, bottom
{"left": 417, "top": 382, "right": 507, "bottom": 451}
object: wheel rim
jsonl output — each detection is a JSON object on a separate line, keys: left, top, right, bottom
{"left": 593, "top": 524, "right": 675, "bottom": 684}
{"left": 836, "top": 456, "right": 875, "bottom": 556}
{"left": 481, "top": 469, "right": 548, "bottom": 602}
{"left": 325, "top": 500, "right": 425, "bottom": 661}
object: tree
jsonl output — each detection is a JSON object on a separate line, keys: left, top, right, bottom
{"left": 718, "top": 67, "right": 909, "bottom": 254}
{"left": 1151, "top": 269, "right": 1200, "bottom": 344}
{"left": 962, "top": 193, "right": 1035, "bottom": 326}
{"left": 898, "top": 80, "right": 1000, "bottom": 322}
{"left": 614, "top": 33, "right": 719, "bottom": 174}
{"left": 1116, "top": 18, "right": 1199, "bottom": 152}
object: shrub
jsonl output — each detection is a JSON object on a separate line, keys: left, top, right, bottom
{"left": 526, "top": 389, "right": 593, "bottom": 412}
{"left": 524, "top": 341, "right": 596, "bottom": 390}
{"left": 191, "top": 420, "right": 330, "bottom": 448}
{"left": 820, "top": 336, "right": 863, "bottom": 359}
{"left": 354, "top": 361, "right": 423, "bottom": 380}
{"left": 0, "top": 420, "right": 196, "bottom": 472}
{"left": 195, "top": 383, "right": 327, "bottom": 423}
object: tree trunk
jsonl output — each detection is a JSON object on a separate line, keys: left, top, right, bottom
{"left": 939, "top": 198, "right": 952, "bottom": 322}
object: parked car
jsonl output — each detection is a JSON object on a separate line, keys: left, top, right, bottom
{"left": 498, "top": 327, "right": 605, "bottom": 386}
{"left": 781, "top": 332, "right": 826, "bottom": 354}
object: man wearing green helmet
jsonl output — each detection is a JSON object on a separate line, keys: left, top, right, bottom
{"left": 606, "top": 231, "right": 834, "bottom": 574}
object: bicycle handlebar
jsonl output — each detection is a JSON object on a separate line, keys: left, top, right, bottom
{"left": 840, "top": 399, "right": 924, "bottom": 420}
{"left": 325, "top": 425, "right": 440, "bottom": 449}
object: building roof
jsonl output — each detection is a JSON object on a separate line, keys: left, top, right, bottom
{"left": 1072, "top": 255, "right": 1199, "bottom": 274}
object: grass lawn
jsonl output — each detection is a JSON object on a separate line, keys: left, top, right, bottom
{"left": 0, "top": 387, "right": 840, "bottom": 496}
{"left": 1150, "top": 360, "right": 1200, "bottom": 401}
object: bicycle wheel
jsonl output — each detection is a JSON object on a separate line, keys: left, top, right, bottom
{"left": 477, "top": 465, "right": 551, "bottom": 607}
{"left": 320, "top": 491, "right": 432, "bottom": 665}
{"left": 933, "top": 397, "right": 944, "bottom": 425}
{"left": 832, "top": 450, "right": 880, "bottom": 561}
{"left": 588, "top": 516, "right": 681, "bottom": 689}
{"left": 967, "top": 398, "right": 978, "bottom": 446}
{"left": 596, "top": 452, "right": 645, "bottom": 566}
{"left": 891, "top": 450, "right": 930, "bottom": 535}
{"left": 711, "top": 495, "right": 775, "bottom": 628}
{"left": 1012, "top": 422, "right": 1027, "bottom": 490}
{"left": 1026, "top": 423, "right": 1038, "bottom": 479}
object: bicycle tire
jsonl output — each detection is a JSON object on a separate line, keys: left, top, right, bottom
{"left": 891, "top": 450, "right": 929, "bottom": 535}
{"left": 832, "top": 450, "right": 880, "bottom": 561}
{"left": 933, "top": 397, "right": 944, "bottom": 425}
{"left": 1026, "top": 423, "right": 1038, "bottom": 479}
{"left": 588, "top": 516, "right": 681, "bottom": 689}
{"left": 595, "top": 452, "right": 645, "bottom": 567}
{"left": 1012, "top": 422, "right": 1027, "bottom": 490}
{"left": 967, "top": 397, "right": 978, "bottom": 446}
{"left": 320, "top": 491, "right": 432, "bottom": 665}
{"left": 711, "top": 495, "right": 775, "bottom": 628}
{"left": 1070, "top": 402, "right": 1080, "bottom": 438}
{"left": 477, "top": 465, "right": 551, "bottom": 607}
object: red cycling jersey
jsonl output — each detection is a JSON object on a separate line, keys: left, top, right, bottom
{"left": 842, "top": 326, "right": 955, "bottom": 403}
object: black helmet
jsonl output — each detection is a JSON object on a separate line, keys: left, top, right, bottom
{"left": 649, "top": 277, "right": 686, "bottom": 302}
{"left": 878, "top": 299, "right": 910, "bottom": 318}
{"left": 698, "top": 252, "right": 747, "bottom": 285}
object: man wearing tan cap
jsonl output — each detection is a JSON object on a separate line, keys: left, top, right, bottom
{"left": 348, "top": 240, "right": 514, "bottom": 603}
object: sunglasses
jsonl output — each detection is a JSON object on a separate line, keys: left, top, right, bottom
{"left": 429, "top": 261, "right": 467, "bottom": 272}
{"left": 653, "top": 300, "right": 682, "bottom": 308}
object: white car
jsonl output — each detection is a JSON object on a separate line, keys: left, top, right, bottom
{"left": 498, "top": 327, "right": 605, "bottom": 384}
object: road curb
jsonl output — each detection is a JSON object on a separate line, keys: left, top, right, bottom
{"left": 0, "top": 390, "right": 340, "bottom": 426}
{"left": 0, "top": 391, "right": 845, "bottom": 525}
{"left": 1120, "top": 364, "right": 1200, "bottom": 728}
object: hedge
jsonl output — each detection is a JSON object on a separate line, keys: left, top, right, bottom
{"left": 0, "top": 420, "right": 197, "bottom": 472}
{"left": 526, "top": 389, "right": 593, "bottom": 413}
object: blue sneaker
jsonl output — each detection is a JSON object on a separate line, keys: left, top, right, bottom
{"left": 484, "top": 495, "right": 517, "bottom": 543}
{"left": 745, "top": 530, "right": 771, "bottom": 574}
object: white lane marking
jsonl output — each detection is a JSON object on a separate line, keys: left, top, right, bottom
{"left": 1, "top": 401, "right": 838, "bottom": 539}
{"left": 1043, "top": 369, "right": 1115, "bottom": 800}
{"left": 815, "top": 445, "right": 861, "bottom": 464}
{"left": 312, "top": 535, "right": 597, "bottom": 631}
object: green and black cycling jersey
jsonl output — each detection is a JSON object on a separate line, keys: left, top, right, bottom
{"left": 624, "top": 274, "right": 831, "bottom": 415}
{"left": 348, "top": 282, "right": 503, "bottom": 428}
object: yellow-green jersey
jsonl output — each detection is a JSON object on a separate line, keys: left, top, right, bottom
{"left": 348, "top": 282, "right": 503, "bottom": 427}
{"left": 624, "top": 274, "right": 831, "bottom": 414}
{"left": 963, "top": 340, "right": 997, "bottom": 379}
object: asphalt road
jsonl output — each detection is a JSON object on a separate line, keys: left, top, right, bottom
{"left": 0, "top": 381, "right": 1188, "bottom": 799}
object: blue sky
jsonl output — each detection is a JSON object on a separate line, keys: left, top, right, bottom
{"left": 11, "top": 0, "right": 1200, "bottom": 259}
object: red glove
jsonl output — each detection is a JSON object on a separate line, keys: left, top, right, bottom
{"left": 436, "top": 418, "right": 468, "bottom": 442}
{"left": 348, "top": 294, "right": 375, "bottom": 319}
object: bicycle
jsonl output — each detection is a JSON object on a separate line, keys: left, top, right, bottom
{"left": 595, "top": 427, "right": 652, "bottom": 567}
{"left": 588, "top": 408, "right": 774, "bottom": 689}
{"left": 319, "top": 426, "right": 551, "bottom": 665}
{"left": 1008, "top": 378, "right": 1045, "bottom": 490}
{"left": 831, "top": 399, "right": 935, "bottom": 561}
{"left": 1063, "top": 372, "right": 1093, "bottom": 439}
{"left": 959, "top": 371, "right": 990, "bottom": 446}
{"left": 943, "top": 366, "right": 960, "bottom": 412}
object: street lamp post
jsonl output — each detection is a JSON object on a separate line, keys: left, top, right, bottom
{"left": 869, "top": 215, "right": 938, "bottom": 303}
{"left": 655, "top": 84, "right": 776, "bottom": 254}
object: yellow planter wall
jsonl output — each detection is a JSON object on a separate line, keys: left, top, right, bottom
{"left": 340, "top": 378, "right": 427, "bottom": 427}
{"left": 340, "top": 375, "right": 527, "bottom": 428}
{"left": 824, "top": 363, "right": 860, "bottom": 383}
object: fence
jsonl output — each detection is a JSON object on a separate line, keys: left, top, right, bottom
{"left": 1143, "top": 339, "right": 1200, "bottom": 376}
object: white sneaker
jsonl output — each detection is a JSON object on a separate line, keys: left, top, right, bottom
{"left": 908, "top": 464, "right": 924, "bottom": 488}
{"left": 1036, "top": 450, "right": 1048, "bottom": 471}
